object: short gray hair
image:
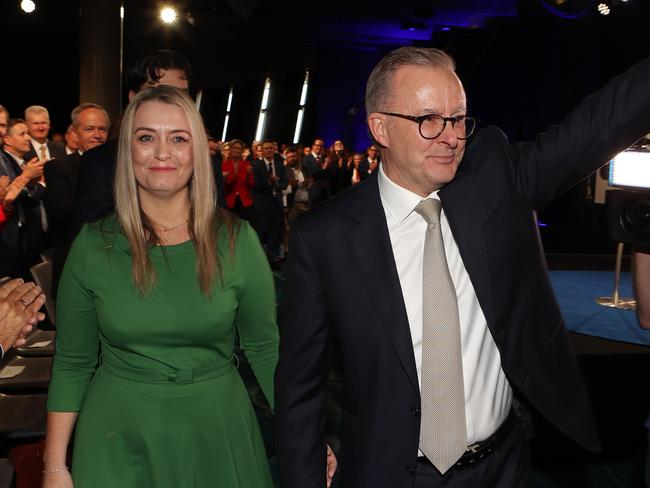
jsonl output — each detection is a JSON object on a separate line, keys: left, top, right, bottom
{"left": 365, "top": 47, "right": 456, "bottom": 115}
{"left": 71, "top": 103, "right": 110, "bottom": 127}
{"left": 24, "top": 105, "right": 49, "bottom": 120}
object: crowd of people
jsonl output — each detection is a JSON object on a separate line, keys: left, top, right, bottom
{"left": 210, "top": 137, "right": 380, "bottom": 263}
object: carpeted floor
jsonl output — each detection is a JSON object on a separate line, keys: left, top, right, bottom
{"left": 550, "top": 270, "right": 650, "bottom": 346}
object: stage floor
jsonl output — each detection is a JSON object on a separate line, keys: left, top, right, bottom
{"left": 550, "top": 270, "right": 650, "bottom": 347}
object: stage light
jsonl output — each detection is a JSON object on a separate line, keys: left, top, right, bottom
{"left": 222, "top": 86, "right": 233, "bottom": 141}
{"left": 293, "top": 70, "right": 309, "bottom": 144}
{"left": 160, "top": 6, "right": 177, "bottom": 24}
{"left": 255, "top": 78, "right": 271, "bottom": 141}
{"left": 120, "top": 5, "right": 124, "bottom": 19}
{"left": 20, "top": 0, "right": 36, "bottom": 13}
{"left": 597, "top": 3, "right": 610, "bottom": 15}
{"left": 293, "top": 109, "right": 304, "bottom": 144}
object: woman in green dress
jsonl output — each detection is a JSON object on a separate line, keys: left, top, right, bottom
{"left": 44, "top": 86, "right": 280, "bottom": 487}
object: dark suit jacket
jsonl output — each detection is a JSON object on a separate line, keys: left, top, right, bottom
{"left": 43, "top": 152, "right": 81, "bottom": 297}
{"left": 301, "top": 152, "right": 330, "bottom": 205}
{"left": 358, "top": 157, "right": 378, "bottom": 181}
{"left": 24, "top": 140, "right": 66, "bottom": 162}
{"left": 0, "top": 150, "right": 45, "bottom": 277}
{"left": 251, "top": 156, "right": 288, "bottom": 213}
{"left": 275, "top": 57, "right": 650, "bottom": 487}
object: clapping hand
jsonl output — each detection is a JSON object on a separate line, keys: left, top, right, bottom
{"left": 326, "top": 444, "right": 337, "bottom": 487}
{"left": 0, "top": 279, "right": 46, "bottom": 351}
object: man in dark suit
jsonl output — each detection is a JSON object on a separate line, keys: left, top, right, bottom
{"left": 358, "top": 143, "right": 380, "bottom": 181}
{"left": 71, "top": 49, "right": 192, "bottom": 235}
{"left": 301, "top": 138, "right": 330, "bottom": 206}
{"left": 275, "top": 47, "right": 650, "bottom": 487}
{"left": 44, "top": 103, "right": 109, "bottom": 297}
{"left": 23, "top": 105, "right": 66, "bottom": 162}
{"left": 252, "top": 140, "right": 288, "bottom": 262}
{"left": 0, "top": 119, "right": 46, "bottom": 279}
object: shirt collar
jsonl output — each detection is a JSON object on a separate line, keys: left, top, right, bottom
{"left": 31, "top": 138, "right": 46, "bottom": 150}
{"left": 6, "top": 150, "right": 24, "bottom": 166}
{"left": 378, "top": 163, "right": 439, "bottom": 223}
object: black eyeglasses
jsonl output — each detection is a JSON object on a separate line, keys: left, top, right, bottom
{"left": 379, "top": 112, "right": 477, "bottom": 140}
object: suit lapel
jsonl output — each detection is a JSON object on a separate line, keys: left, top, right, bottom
{"left": 345, "top": 174, "right": 420, "bottom": 394}
{"left": 439, "top": 169, "right": 495, "bottom": 327}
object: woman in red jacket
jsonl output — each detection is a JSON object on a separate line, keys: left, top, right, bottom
{"left": 221, "top": 139, "right": 254, "bottom": 221}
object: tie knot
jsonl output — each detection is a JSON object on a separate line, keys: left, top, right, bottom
{"left": 415, "top": 198, "right": 442, "bottom": 226}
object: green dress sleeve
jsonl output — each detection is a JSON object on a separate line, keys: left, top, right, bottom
{"left": 47, "top": 224, "right": 101, "bottom": 411}
{"left": 235, "top": 222, "right": 279, "bottom": 410}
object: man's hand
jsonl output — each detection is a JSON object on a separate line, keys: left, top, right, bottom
{"left": 326, "top": 444, "right": 337, "bottom": 488}
{"left": 21, "top": 157, "right": 45, "bottom": 182}
{"left": 0, "top": 279, "right": 46, "bottom": 352}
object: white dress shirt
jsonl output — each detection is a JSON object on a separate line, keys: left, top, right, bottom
{"left": 30, "top": 139, "right": 51, "bottom": 161}
{"left": 377, "top": 164, "right": 512, "bottom": 446}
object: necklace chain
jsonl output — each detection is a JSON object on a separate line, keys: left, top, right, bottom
{"left": 151, "top": 218, "right": 189, "bottom": 233}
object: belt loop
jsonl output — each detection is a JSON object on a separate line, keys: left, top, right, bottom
{"left": 168, "top": 368, "right": 194, "bottom": 384}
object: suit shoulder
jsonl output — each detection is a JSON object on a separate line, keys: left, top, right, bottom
{"left": 80, "top": 139, "right": 117, "bottom": 167}
{"left": 293, "top": 183, "right": 364, "bottom": 232}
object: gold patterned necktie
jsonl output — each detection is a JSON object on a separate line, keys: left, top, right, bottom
{"left": 414, "top": 198, "right": 467, "bottom": 474}
{"left": 39, "top": 145, "right": 47, "bottom": 161}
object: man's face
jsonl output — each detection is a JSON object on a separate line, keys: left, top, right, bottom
{"left": 65, "top": 126, "right": 79, "bottom": 151}
{"left": 311, "top": 139, "right": 324, "bottom": 155}
{"left": 262, "top": 142, "right": 275, "bottom": 160}
{"left": 0, "top": 111, "right": 8, "bottom": 141}
{"left": 285, "top": 151, "right": 299, "bottom": 166}
{"left": 369, "top": 65, "right": 467, "bottom": 196}
{"left": 25, "top": 111, "right": 51, "bottom": 143}
{"left": 208, "top": 139, "right": 219, "bottom": 156}
{"left": 74, "top": 108, "right": 109, "bottom": 152}
{"left": 129, "top": 68, "right": 190, "bottom": 100}
{"left": 367, "top": 145, "right": 378, "bottom": 160}
{"left": 4, "top": 123, "right": 33, "bottom": 157}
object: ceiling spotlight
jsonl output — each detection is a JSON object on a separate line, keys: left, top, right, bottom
{"left": 20, "top": 0, "right": 36, "bottom": 13}
{"left": 597, "top": 3, "right": 611, "bottom": 15}
{"left": 160, "top": 6, "right": 177, "bottom": 24}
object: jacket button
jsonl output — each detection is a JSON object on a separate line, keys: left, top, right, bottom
{"left": 406, "top": 466, "right": 414, "bottom": 475}
{"left": 410, "top": 406, "right": 420, "bottom": 417}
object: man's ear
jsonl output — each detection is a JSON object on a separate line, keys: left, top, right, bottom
{"left": 367, "top": 113, "right": 388, "bottom": 148}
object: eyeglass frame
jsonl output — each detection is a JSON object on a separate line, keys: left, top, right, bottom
{"left": 378, "top": 112, "right": 477, "bottom": 140}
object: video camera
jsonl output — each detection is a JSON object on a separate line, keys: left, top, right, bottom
{"left": 607, "top": 138, "right": 650, "bottom": 249}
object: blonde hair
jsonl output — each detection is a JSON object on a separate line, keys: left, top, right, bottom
{"left": 114, "top": 85, "right": 236, "bottom": 295}
{"left": 24, "top": 105, "right": 50, "bottom": 120}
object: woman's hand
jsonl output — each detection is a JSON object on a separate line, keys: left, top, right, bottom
{"left": 326, "top": 444, "right": 337, "bottom": 487}
{"left": 42, "top": 468, "right": 73, "bottom": 488}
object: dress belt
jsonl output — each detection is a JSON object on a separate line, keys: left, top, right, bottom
{"left": 100, "top": 358, "right": 235, "bottom": 384}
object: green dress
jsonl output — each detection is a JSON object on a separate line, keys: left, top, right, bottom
{"left": 47, "top": 216, "right": 278, "bottom": 488}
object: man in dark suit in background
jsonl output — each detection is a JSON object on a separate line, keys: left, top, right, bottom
{"left": 23, "top": 105, "right": 66, "bottom": 162}
{"left": 44, "top": 103, "right": 109, "bottom": 297}
{"left": 358, "top": 143, "right": 380, "bottom": 181}
{"left": 301, "top": 138, "right": 330, "bottom": 206}
{"left": 252, "top": 140, "right": 288, "bottom": 263}
{"left": 275, "top": 47, "right": 650, "bottom": 487}
{"left": 0, "top": 119, "right": 46, "bottom": 278}
{"left": 71, "top": 49, "right": 192, "bottom": 234}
